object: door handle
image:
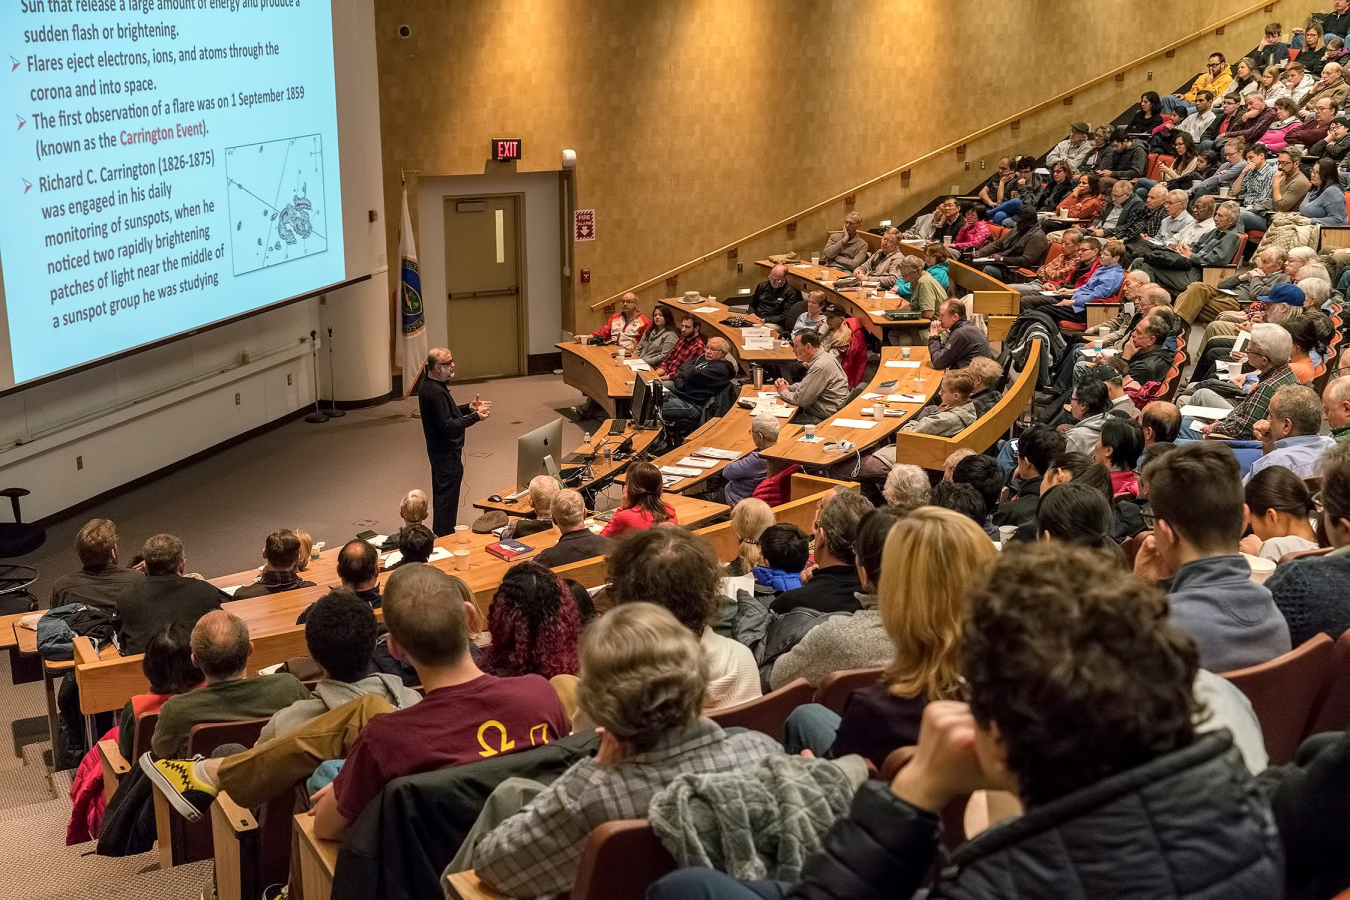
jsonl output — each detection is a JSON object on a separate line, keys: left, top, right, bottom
{"left": 448, "top": 287, "right": 518, "bottom": 299}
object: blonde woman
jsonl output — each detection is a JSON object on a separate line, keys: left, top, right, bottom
{"left": 382, "top": 489, "right": 429, "bottom": 550}
{"left": 781, "top": 507, "right": 997, "bottom": 765}
{"left": 724, "top": 498, "right": 774, "bottom": 577}
{"left": 294, "top": 530, "right": 314, "bottom": 573}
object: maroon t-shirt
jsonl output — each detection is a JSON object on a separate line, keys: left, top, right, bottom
{"left": 333, "top": 672, "right": 569, "bottom": 820}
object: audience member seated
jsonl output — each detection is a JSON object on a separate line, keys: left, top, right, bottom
{"left": 774, "top": 330, "right": 849, "bottom": 424}
{"left": 769, "top": 508, "right": 904, "bottom": 690}
{"left": 1240, "top": 466, "right": 1321, "bottom": 562}
{"left": 976, "top": 156, "right": 1016, "bottom": 209}
{"left": 930, "top": 482, "right": 988, "bottom": 528}
{"left": 1056, "top": 173, "right": 1106, "bottom": 221}
{"left": 950, "top": 453, "right": 1004, "bottom": 535}
{"left": 722, "top": 414, "right": 780, "bottom": 506}
{"left": 1179, "top": 93, "right": 1218, "bottom": 144}
{"left": 1250, "top": 23, "right": 1291, "bottom": 70}
{"left": 1301, "top": 157, "right": 1349, "bottom": 223}
{"left": 379, "top": 489, "right": 428, "bottom": 550}
{"left": 1259, "top": 99, "right": 1308, "bottom": 152}
{"left": 503, "top": 475, "right": 561, "bottom": 540}
{"left": 770, "top": 489, "right": 872, "bottom": 616}
{"left": 974, "top": 207, "right": 1048, "bottom": 281}
{"left": 1222, "top": 94, "right": 1279, "bottom": 150}
{"left": 145, "top": 566, "right": 567, "bottom": 834}
{"left": 1122, "top": 315, "right": 1176, "bottom": 387}
{"left": 263, "top": 591, "right": 421, "bottom": 742}
{"left": 471, "top": 602, "right": 781, "bottom": 899}
{"left": 635, "top": 305, "right": 678, "bottom": 369}
{"left": 723, "top": 498, "right": 775, "bottom": 582}
{"left": 1085, "top": 357, "right": 1144, "bottom": 420}
{"left": 1143, "top": 400, "right": 1183, "bottom": 444}
{"left": 790, "top": 289, "right": 827, "bottom": 337}
{"left": 1138, "top": 200, "right": 1243, "bottom": 300}
{"left": 819, "top": 303, "right": 863, "bottom": 382}
{"left": 1046, "top": 121, "right": 1093, "bottom": 171}
{"left": 658, "top": 335, "right": 736, "bottom": 430}
{"left": 1191, "top": 324, "right": 1299, "bottom": 440}
{"left": 576, "top": 291, "right": 649, "bottom": 350}
{"left": 1172, "top": 55, "right": 1233, "bottom": 112}
{"left": 50, "top": 518, "right": 144, "bottom": 610}
{"left": 1247, "top": 384, "right": 1336, "bottom": 483}
{"left": 1326, "top": 374, "right": 1350, "bottom": 444}
{"left": 1039, "top": 160, "right": 1078, "bottom": 212}
{"left": 1190, "top": 136, "right": 1245, "bottom": 195}
{"left": 231, "top": 529, "right": 316, "bottom": 599}
{"left": 599, "top": 461, "right": 678, "bottom": 539}
{"left": 926, "top": 300, "right": 994, "bottom": 371}
{"left": 967, "top": 357, "right": 1003, "bottom": 416}
{"left": 880, "top": 463, "right": 931, "bottom": 514}
{"left": 744, "top": 522, "right": 810, "bottom": 603}
{"left": 1036, "top": 482, "right": 1129, "bottom": 567}
{"left": 114, "top": 534, "right": 225, "bottom": 656}
{"left": 297, "top": 539, "right": 381, "bottom": 625}
{"left": 1304, "top": 116, "right": 1350, "bottom": 172}
{"left": 951, "top": 202, "right": 991, "bottom": 252}
{"left": 785, "top": 507, "right": 996, "bottom": 768}
{"left": 904, "top": 196, "right": 962, "bottom": 243}
{"left": 651, "top": 544, "right": 1283, "bottom": 900}
{"left": 894, "top": 254, "right": 945, "bottom": 316}
{"left": 1095, "top": 127, "right": 1149, "bottom": 180}
{"left": 1265, "top": 442, "right": 1350, "bottom": 646}
{"left": 1011, "top": 228, "right": 1083, "bottom": 301}
{"left": 852, "top": 227, "right": 906, "bottom": 288}
{"left": 653, "top": 314, "right": 707, "bottom": 379}
{"left": 483, "top": 562, "right": 581, "bottom": 679}
{"left": 532, "top": 489, "right": 615, "bottom": 569}
{"left": 994, "top": 424, "right": 1066, "bottom": 528}
{"left": 1063, "top": 378, "right": 1115, "bottom": 454}
{"left": 611, "top": 525, "right": 761, "bottom": 710}
{"left": 988, "top": 156, "right": 1046, "bottom": 223}
{"left": 1038, "top": 238, "right": 1125, "bottom": 327}
{"left": 145, "top": 611, "right": 310, "bottom": 759}
{"left": 820, "top": 211, "right": 869, "bottom": 271}
{"left": 1134, "top": 442, "right": 1291, "bottom": 671}
{"left": 899, "top": 370, "right": 978, "bottom": 437}
{"left": 1282, "top": 61, "right": 1316, "bottom": 106}
{"left": 1094, "top": 418, "right": 1145, "bottom": 497}
{"left": 389, "top": 523, "right": 435, "bottom": 567}
{"left": 1297, "top": 22, "right": 1330, "bottom": 75}
{"left": 1087, "top": 178, "right": 1147, "bottom": 240}
{"left": 922, "top": 241, "right": 952, "bottom": 289}
{"left": 745, "top": 264, "right": 801, "bottom": 332}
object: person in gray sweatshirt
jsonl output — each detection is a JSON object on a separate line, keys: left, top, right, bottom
{"left": 259, "top": 590, "right": 422, "bottom": 742}
{"left": 1132, "top": 442, "right": 1291, "bottom": 672}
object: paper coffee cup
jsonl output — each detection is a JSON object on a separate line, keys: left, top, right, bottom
{"left": 455, "top": 524, "right": 470, "bottom": 544}
{"left": 873, "top": 404, "right": 885, "bottom": 420}
{"left": 804, "top": 424, "right": 816, "bottom": 440}
{"left": 311, "top": 542, "right": 325, "bottom": 561}
{"left": 998, "top": 525, "right": 1017, "bottom": 543}
{"left": 453, "top": 549, "right": 470, "bottom": 571}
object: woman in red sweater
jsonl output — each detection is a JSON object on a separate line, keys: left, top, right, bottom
{"left": 600, "top": 462, "right": 678, "bottom": 539}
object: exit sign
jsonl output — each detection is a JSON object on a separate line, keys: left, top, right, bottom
{"left": 492, "top": 139, "right": 522, "bottom": 161}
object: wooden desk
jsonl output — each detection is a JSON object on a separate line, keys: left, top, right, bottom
{"left": 471, "top": 420, "right": 660, "bottom": 516}
{"left": 760, "top": 347, "right": 939, "bottom": 472}
{"left": 630, "top": 386, "right": 794, "bottom": 494}
{"left": 209, "top": 543, "right": 341, "bottom": 591}
{"left": 558, "top": 341, "right": 636, "bottom": 418}
{"left": 655, "top": 297, "right": 796, "bottom": 369}
{"left": 756, "top": 259, "right": 925, "bottom": 340}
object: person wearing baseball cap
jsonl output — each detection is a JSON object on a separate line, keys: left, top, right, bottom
{"left": 1047, "top": 122, "right": 1093, "bottom": 172}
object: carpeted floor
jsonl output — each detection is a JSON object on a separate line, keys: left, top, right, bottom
{"left": 0, "top": 370, "right": 602, "bottom": 899}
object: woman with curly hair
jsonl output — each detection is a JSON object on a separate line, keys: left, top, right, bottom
{"left": 482, "top": 562, "right": 580, "bottom": 679}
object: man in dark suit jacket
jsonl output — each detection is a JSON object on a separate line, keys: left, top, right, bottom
{"left": 419, "top": 347, "right": 493, "bottom": 536}
{"left": 115, "top": 534, "right": 227, "bottom": 655}
{"left": 532, "top": 490, "right": 614, "bottom": 570}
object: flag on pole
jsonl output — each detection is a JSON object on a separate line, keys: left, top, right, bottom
{"left": 398, "top": 183, "right": 427, "bottom": 397}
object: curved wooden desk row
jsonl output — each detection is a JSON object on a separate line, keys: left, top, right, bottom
{"left": 70, "top": 477, "right": 847, "bottom": 716}
{"left": 862, "top": 231, "right": 1021, "bottom": 318}
{"left": 654, "top": 297, "right": 796, "bottom": 366}
{"left": 761, "top": 347, "right": 940, "bottom": 471}
{"left": 755, "top": 259, "right": 923, "bottom": 340}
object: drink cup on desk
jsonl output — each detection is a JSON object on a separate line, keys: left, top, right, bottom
{"left": 902, "top": 347, "right": 911, "bottom": 360}
{"left": 1093, "top": 339, "right": 1103, "bottom": 350}
{"left": 616, "top": 348, "right": 626, "bottom": 363}
{"left": 873, "top": 403, "right": 885, "bottom": 420}
{"left": 311, "top": 542, "right": 325, "bottom": 561}
{"left": 914, "top": 377, "right": 927, "bottom": 392}
{"left": 1219, "top": 185, "right": 1230, "bottom": 197}
{"left": 453, "top": 549, "right": 470, "bottom": 571}
{"left": 455, "top": 524, "right": 470, "bottom": 544}
{"left": 804, "top": 424, "right": 816, "bottom": 440}
{"left": 811, "top": 254, "right": 821, "bottom": 265}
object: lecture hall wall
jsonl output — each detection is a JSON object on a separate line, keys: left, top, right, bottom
{"left": 377, "top": 0, "right": 1320, "bottom": 337}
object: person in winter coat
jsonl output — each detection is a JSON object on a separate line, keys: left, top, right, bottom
{"left": 648, "top": 543, "right": 1284, "bottom": 900}
{"left": 261, "top": 591, "right": 423, "bottom": 742}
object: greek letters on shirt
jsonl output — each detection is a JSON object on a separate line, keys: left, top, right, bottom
{"left": 476, "top": 718, "right": 555, "bottom": 758}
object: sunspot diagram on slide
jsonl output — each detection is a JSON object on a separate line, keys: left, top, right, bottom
{"left": 225, "top": 134, "right": 328, "bottom": 275}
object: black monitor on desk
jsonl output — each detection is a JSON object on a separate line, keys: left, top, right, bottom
{"left": 629, "top": 371, "right": 661, "bottom": 430}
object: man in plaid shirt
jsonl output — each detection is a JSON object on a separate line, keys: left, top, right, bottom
{"left": 654, "top": 316, "right": 707, "bottom": 378}
{"left": 1202, "top": 324, "right": 1299, "bottom": 440}
{"left": 471, "top": 603, "right": 781, "bottom": 898}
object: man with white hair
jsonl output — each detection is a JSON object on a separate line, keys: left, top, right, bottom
{"left": 721, "top": 414, "right": 780, "bottom": 505}
{"left": 1194, "top": 323, "right": 1300, "bottom": 440}
{"left": 820, "top": 211, "right": 869, "bottom": 271}
{"left": 532, "top": 489, "right": 616, "bottom": 570}
{"left": 1323, "top": 375, "right": 1350, "bottom": 443}
{"left": 502, "top": 475, "right": 561, "bottom": 539}
{"left": 1156, "top": 190, "right": 1197, "bottom": 244}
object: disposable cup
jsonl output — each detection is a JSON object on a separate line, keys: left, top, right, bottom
{"left": 455, "top": 525, "right": 469, "bottom": 544}
{"left": 453, "top": 549, "right": 470, "bottom": 571}
{"left": 998, "top": 525, "right": 1017, "bottom": 543}
{"left": 804, "top": 424, "right": 817, "bottom": 440}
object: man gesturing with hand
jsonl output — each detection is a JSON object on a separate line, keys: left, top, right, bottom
{"left": 418, "top": 347, "right": 492, "bottom": 535}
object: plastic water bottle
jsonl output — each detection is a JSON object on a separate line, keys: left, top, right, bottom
{"left": 583, "top": 431, "right": 591, "bottom": 447}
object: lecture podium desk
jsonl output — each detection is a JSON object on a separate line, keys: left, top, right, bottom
{"left": 760, "top": 347, "right": 939, "bottom": 474}
{"left": 471, "top": 419, "right": 661, "bottom": 516}
{"left": 755, "top": 259, "right": 931, "bottom": 340}
{"left": 557, "top": 341, "right": 636, "bottom": 419}
{"left": 654, "top": 296, "right": 796, "bottom": 370}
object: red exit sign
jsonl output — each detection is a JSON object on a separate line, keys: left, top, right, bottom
{"left": 492, "top": 139, "right": 522, "bottom": 161}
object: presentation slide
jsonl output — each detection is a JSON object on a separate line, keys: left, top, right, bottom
{"left": 0, "top": 0, "right": 344, "bottom": 386}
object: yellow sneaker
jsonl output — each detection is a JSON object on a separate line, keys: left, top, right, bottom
{"left": 140, "top": 754, "right": 218, "bottom": 821}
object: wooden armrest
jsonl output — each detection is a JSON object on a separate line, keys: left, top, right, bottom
{"left": 151, "top": 778, "right": 175, "bottom": 869}
{"left": 73, "top": 635, "right": 99, "bottom": 666}
{"left": 294, "top": 812, "right": 338, "bottom": 900}
{"left": 445, "top": 871, "right": 509, "bottom": 900}
{"left": 211, "top": 791, "right": 258, "bottom": 900}
{"left": 97, "top": 739, "right": 129, "bottom": 804}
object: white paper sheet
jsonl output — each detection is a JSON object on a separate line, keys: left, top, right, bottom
{"left": 661, "top": 465, "right": 704, "bottom": 477}
{"left": 1180, "top": 405, "right": 1232, "bottom": 421}
{"left": 676, "top": 457, "right": 719, "bottom": 469}
{"left": 741, "top": 327, "right": 775, "bottom": 350}
{"left": 623, "top": 359, "right": 651, "bottom": 371}
{"left": 695, "top": 447, "right": 742, "bottom": 460}
{"left": 694, "top": 306, "right": 721, "bottom": 313}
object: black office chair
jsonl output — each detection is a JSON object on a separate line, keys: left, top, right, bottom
{"left": 0, "top": 489, "right": 44, "bottom": 613}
